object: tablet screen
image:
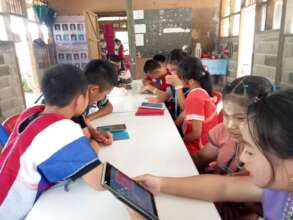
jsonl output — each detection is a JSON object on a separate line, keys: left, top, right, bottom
{"left": 103, "top": 164, "right": 158, "bottom": 219}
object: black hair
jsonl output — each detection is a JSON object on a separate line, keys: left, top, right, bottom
{"left": 167, "top": 49, "right": 188, "bottom": 65}
{"left": 109, "top": 54, "right": 121, "bottom": 62}
{"left": 247, "top": 89, "right": 293, "bottom": 159}
{"left": 143, "top": 59, "right": 161, "bottom": 74}
{"left": 177, "top": 56, "right": 213, "bottom": 97}
{"left": 41, "top": 64, "right": 88, "bottom": 108}
{"left": 223, "top": 75, "right": 274, "bottom": 107}
{"left": 84, "top": 59, "right": 118, "bottom": 91}
{"left": 153, "top": 54, "right": 166, "bottom": 63}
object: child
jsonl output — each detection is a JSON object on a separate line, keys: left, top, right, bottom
{"left": 192, "top": 76, "right": 273, "bottom": 220}
{"left": 176, "top": 56, "right": 218, "bottom": 154}
{"left": 0, "top": 64, "right": 103, "bottom": 219}
{"left": 193, "top": 76, "right": 274, "bottom": 175}
{"left": 165, "top": 49, "right": 189, "bottom": 118}
{"left": 136, "top": 88, "right": 293, "bottom": 220}
{"left": 142, "top": 59, "right": 170, "bottom": 95}
{"left": 83, "top": 59, "right": 117, "bottom": 121}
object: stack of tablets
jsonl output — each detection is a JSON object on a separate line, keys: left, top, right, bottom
{"left": 135, "top": 102, "right": 165, "bottom": 116}
{"left": 96, "top": 124, "right": 129, "bottom": 141}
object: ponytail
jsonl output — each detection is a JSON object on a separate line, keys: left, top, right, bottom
{"left": 177, "top": 56, "right": 213, "bottom": 97}
{"left": 200, "top": 69, "right": 213, "bottom": 97}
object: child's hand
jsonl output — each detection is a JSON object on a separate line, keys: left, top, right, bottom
{"left": 166, "top": 75, "right": 183, "bottom": 87}
{"left": 140, "top": 84, "right": 155, "bottom": 93}
{"left": 127, "top": 208, "right": 145, "bottom": 220}
{"left": 134, "top": 174, "right": 161, "bottom": 195}
{"left": 93, "top": 131, "right": 113, "bottom": 145}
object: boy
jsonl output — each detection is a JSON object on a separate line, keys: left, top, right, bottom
{"left": 83, "top": 59, "right": 116, "bottom": 121}
{"left": 0, "top": 64, "right": 103, "bottom": 219}
{"left": 141, "top": 59, "right": 170, "bottom": 102}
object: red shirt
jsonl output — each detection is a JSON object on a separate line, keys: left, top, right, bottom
{"left": 144, "top": 74, "right": 170, "bottom": 92}
{"left": 183, "top": 88, "right": 218, "bottom": 153}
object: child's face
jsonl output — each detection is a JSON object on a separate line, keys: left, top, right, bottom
{"left": 239, "top": 122, "right": 274, "bottom": 188}
{"left": 223, "top": 99, "right": 246, "bottom": 143}
{"left": 88, "top": 85, "right": 113, "bottom": 104}
{"left": 150, "top": 66, "right": 167, "bottom": 79}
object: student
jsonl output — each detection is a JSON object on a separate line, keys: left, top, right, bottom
{"left": 141, "top": 59, "right": 170, "bottom": 102}
{"left": 83, "top": 59, "right": 116, "bottom": 121}
{"left": 136, "top": 88, "right": 293, "bottom": 220}
{"left": 0, "top": 64, "right": 104, "bottom": 219}
{"left": 33, "top": 60, "right": 116, "bottom": 148}
{"left": 193, "top": 76, "right": 274, "bottom": 175}
{"left": 165, "top": 49, "right": 188, "bottom": 117}
{"left": 175, "top": 56, "right": 218, "bottom": 154}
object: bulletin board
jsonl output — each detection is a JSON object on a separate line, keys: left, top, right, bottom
{"left": 53, "top": 16, "right": 89, "bottom": 69}
{"left": 134, "top": 8, "right": 192, "bottom": 58}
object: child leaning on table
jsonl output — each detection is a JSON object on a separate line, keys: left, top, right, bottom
{"left": 72, "top": 59, "right": 118, "bottom": 152}
{"left": 0, "top": 64, "right": 104, "bottom": 220}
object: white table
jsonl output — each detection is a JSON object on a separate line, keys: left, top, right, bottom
{"left": 26, "top": 84, "right": 221, "bottom": 220}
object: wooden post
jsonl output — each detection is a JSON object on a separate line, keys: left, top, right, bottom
{"left": 275, "top": 0, "right": 287, "bottom": 86}
{"left": 126, "top": 0, "right": 136, "bottom": 79}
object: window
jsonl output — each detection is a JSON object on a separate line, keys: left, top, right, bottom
{"left": 220, "top": 0, "right": 241, "bottom": 37}
{"left": 0, "top": 16, "right": 8, "bottom": 41}
{"left": 256, "top": 0, "right": 283, "bottom": 31}
{"left": 285, "top": 0, "right": 293, "bottom": 33}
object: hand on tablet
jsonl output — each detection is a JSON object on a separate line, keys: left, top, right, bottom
{"left": 134, "top": 175, "right": 161, "bottom": 195}
{"left": 93, "top": 131, "right": 113, "bottom": 145}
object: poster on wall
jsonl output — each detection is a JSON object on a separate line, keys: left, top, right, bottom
{"left": 53, "top": 16, "right": 89, "bottom": 68}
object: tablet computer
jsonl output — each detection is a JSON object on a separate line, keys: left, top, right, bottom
{"left": 141, "top": 102, "right": 164, "bottom": 110}
{"left": 101, "top": 163, "right": 159, "bottom": 220}
{"left": 96, "top": 124, "right": 126, "bottom": 132}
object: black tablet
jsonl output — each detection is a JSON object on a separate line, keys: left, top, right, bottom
{"left": 96, "top": 124, "right": 126, "bottom": 132}
{"left": 141, "top": 102, "right": 164, "bottom": 109}
{"left": 101, "top": 163, "right": 159, "bottom": 220}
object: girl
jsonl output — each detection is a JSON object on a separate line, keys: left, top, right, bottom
{"left": 136, "top": 88, "right": 293, "bottom": 220}
{"left": 176, "top": 56, "right": 218, "bottom": 154}
{"left": 193, "top": 76, "right": 274, "bottom": 175}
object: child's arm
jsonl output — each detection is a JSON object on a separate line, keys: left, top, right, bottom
{"left": 175, "top": 111, "right": 185, "bottom": 127}
{"left": 176, "top": 88, "right": 186, "bottom": 110}
{"left": 84, "top": 118, "right": 113, "bottom": 146}
{"left": 141, "top": 84, "right": 170, "bottom": 102}
{"left": 86, "top": 101, "right": 113, "bottom": 121}
{"left": 166, "top": 75, "right": 185, "bottom": 110}
{"left": 191, "top": 143, "right": 218, "bottom": 170}
{"left": 135, "top": 174, "right": 262, "bottom": 203}
{"left": 82, "top": 163, "right": 104, "bottom": 191}
{"left": 183, "top": 120, "right": 202, "bottom": 143}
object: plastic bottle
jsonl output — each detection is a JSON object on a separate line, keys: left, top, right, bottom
{"left": 195, "top": 43, "right": 202, "bottom": 58}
